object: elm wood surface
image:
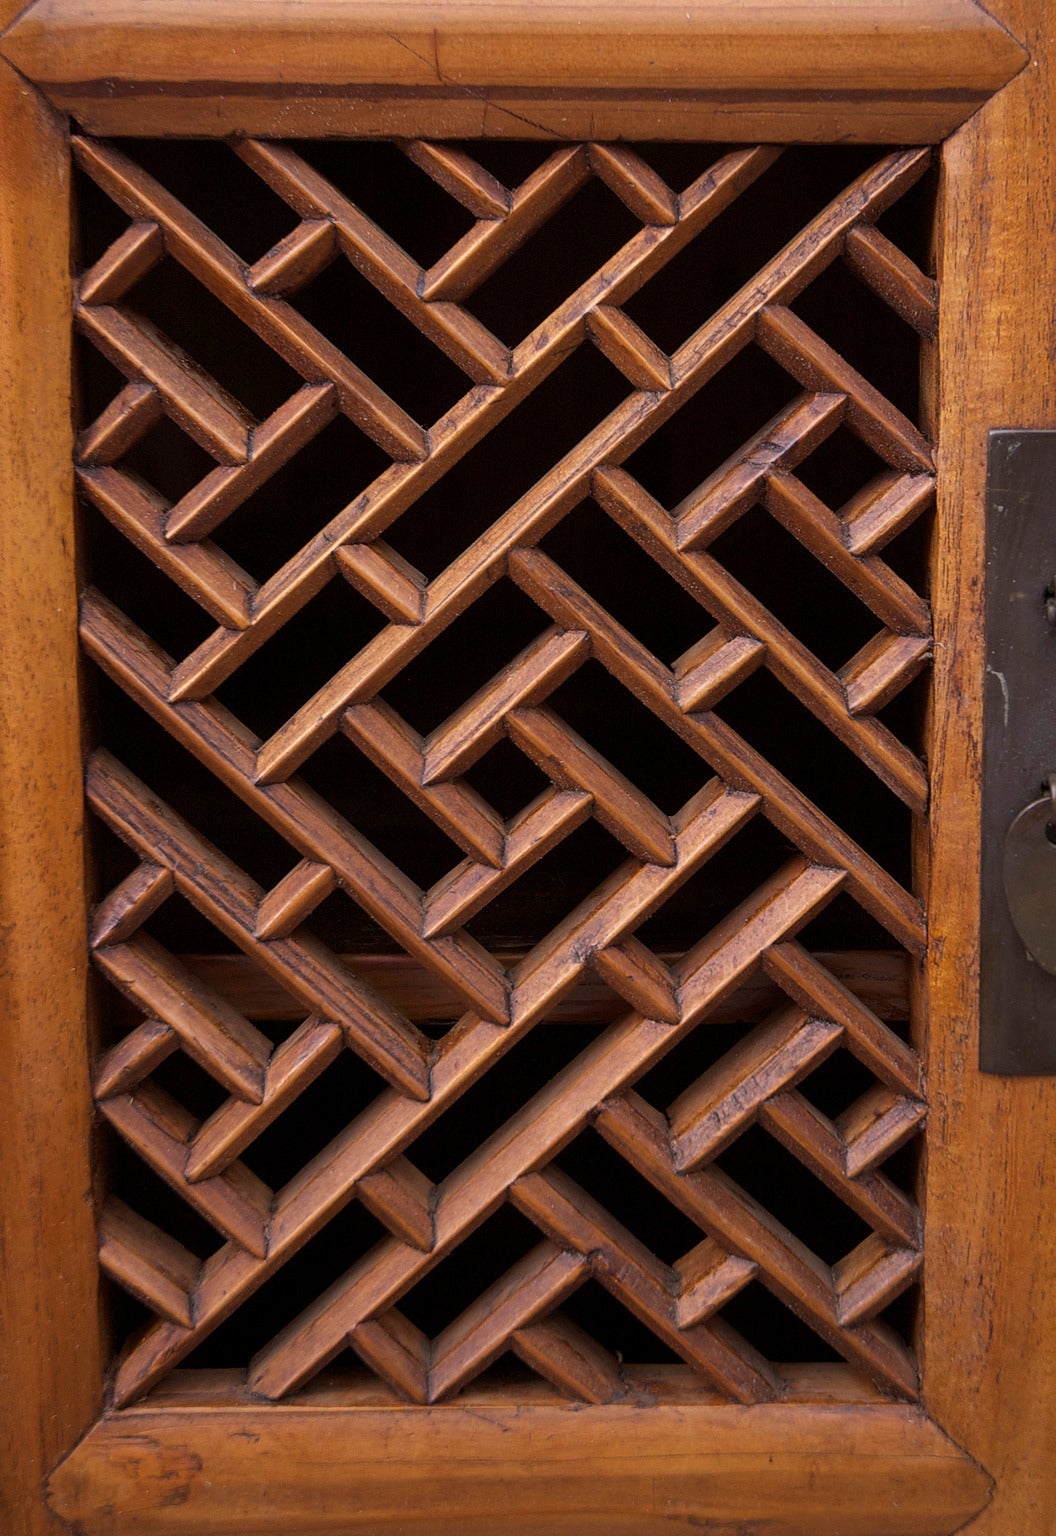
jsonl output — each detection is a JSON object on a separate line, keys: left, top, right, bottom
{"left": 46, "top": 1385, "right": 991, "bottom": 1536}
{"left": 67, "top": 132, "right": 935, "bottom": 1418}
{"left": 2, "top": 1, "right": 1054, "bottom": 1533}
{"left": 0, "top": 0, "right": 1027, "bottom": 141}
{"left": 0, "top": 50, "right": 103, "bottom": 1536}
{"left": 175, "top": 947, "right": 912, "bottom": 1024}
{"left": 922, "top": 0, "right": 1056, "bottom": 1530}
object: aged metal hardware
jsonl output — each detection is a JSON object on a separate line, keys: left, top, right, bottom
{"left": 982, "top": 430, "right": 1056, "bottom": 1072}
{"left": 1003, "top": 776, "right": 1056, "bottom": 975}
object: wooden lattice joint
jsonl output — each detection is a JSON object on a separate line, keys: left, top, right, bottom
{"left": 75, "top": 134, "right": 934, "bottom": 1410}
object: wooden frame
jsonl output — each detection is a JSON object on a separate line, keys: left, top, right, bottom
{"left": 0, "top": 2, "right": 1052, "bottom": 1532}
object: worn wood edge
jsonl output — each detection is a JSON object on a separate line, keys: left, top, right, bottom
{"left": 47, "top": 1398, "right": 991, "bottom": 1535}
{"left": 0, "top": 59, "right": 103, "bottom": 1536}
{"left": 172, "top": 947, "right": 911, "bottom": 1024}
{"left": 23, "top": 91, "right": 1015, "bottom": 145}
{"left": 921, "top": 0, "right": 1056, "bottom": 1530}
{"left": 0, "top": 0, "right": 1027, "bottom": 142}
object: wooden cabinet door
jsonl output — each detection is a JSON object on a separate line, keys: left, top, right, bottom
{"left": 1, "top": 2, "right": 1053, "bottom": 1532}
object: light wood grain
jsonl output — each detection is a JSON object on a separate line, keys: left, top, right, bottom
{"left": 1, "top": 0, "right": 1026, "bottom": 141}
{"left": 46, "top": 1397, "right": 990, "bottom": 1535}
{"left": 922, "top": 0, "right": 1056, "bottom": 1530}
{"left": 0, "top": 60, "right": 103, "bottom": 1536}
{"left": 5, "top": 0, "right": 1046, "bottom": 1522}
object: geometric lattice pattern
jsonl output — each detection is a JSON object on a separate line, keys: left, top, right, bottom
{"left": 76, "top": 136, "right": 933, "bottom": 1407}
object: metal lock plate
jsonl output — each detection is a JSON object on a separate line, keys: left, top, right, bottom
{"left": 1003, "top": 788, "right": 1056, "bottom": 975}
{"left": 982, "top": 430, "right": 1056, "bottom": 1072}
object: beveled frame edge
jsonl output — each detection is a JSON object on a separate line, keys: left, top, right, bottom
{"left": 0, "top": 56, "right": 105, "bottom": 1536}
{"left": 0, "top": 0, "right": 1029, "bottom": 141}
{"left": 46, "top": 1395, "right": 990, "bottom": 1535}
{"left": 0, "top": 0, "right": 1047, "bottom": 1530}
{"left": 920, "top": 2, "right": 1056, "bottom": 1531}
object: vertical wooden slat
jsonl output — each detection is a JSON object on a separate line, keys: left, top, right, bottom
{"left": 923, "top": 3, "right": 1056, "bottom": 1530}
{"left": 0, "top": 60, "right": 103, "bottom": 1536}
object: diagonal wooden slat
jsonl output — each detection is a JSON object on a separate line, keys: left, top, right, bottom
{"left": 401, "top": 141, "right": 510, "bottom": 221}
{"left": 80, "top": 594, "right": 512, "bottom": 1025}
{"left": 73, "top": 136, "right": 429, "bottom": 462}
{"left": 420, "top": 628, "right": 590, "bottom": 786}
{"left": 93, "top": 933, "right": 271, "bottom": 1104}
{"left": 511, "top": 1312, "right": 624, "bottom": 1404}
{"left": 844, "top": 223, "right": 938, "bottom": 338}
{"left": 595, "top": 1091, "right": 918, "bottom": 1398}
{"left": 334, "top": 541, "right": 427, "bottom": 625}
{"left": 101, "top": 1085, "right": 272, "bottom": 1257}
{"left": 764, "top": 470, "right": 931, "bottom": 636}
{"left": 247, "top": 219, "right": 338, "bottom": 298}
{"left": 77, "top": 378, "right": 164, "bottom": 466}
{"left": 244, "top": 858, "right": 839, "bottom": 1401}
{"left": 99, "top": 1200, "right": 201, "bottom": 1330}
{"left": 76, "top": 134, "right": 933, "bottom": 1410}
{"left": 675, "top": 1238, "right": 758, "bottom": 1330}
{"left": 357, "top": 1158, "right": 435, "bottom": 1253}
{"left": 839, "top": 631, "right": 933, "bottom": 717}
{"left": 756, "top": 304, "right": 934, "bottom": 473}
{"left": 672, "top": 391, "right": 848, "bottom": 551}
{"left": 75, "top": 302, "right": 254, "bottom": 465}
{"left": 511, "top": 1170, "right": 778, "bottom": 1402}
{"left": 586, "top": 305, "right": 673, "bottom": 391}
{"left": 592, "top": 936, "right": 680, "bottom": 1024}
{"left": 420, "top": 787, "right": 594, "bottom": 940}
{"left": 758, "top": 1090, "right": 919, "bottom": 1249}
{"left": 341, "top": 700, "right": 507, "bottom": 869}
{"left": 236, "top": 138, "right": 511, "bottom": 385}
{"left": 507, "top": 705, "right": 677, "bottom": 867}
{"left": 79, "top": 465, "right": 257, "bottom": 629}
{"left": 254, "top": 860, "right": 337, "bottom": 941}
{"left": 429, "top": 1241, "right": 588, "bottom": 1401}
{"left": 94, "top": 1017, "right": 178, "bottom": 1100}
{"left": 185, "top": 1018, "right": 344, "bottom": 1183}
{"left": 833, "top": 1234, "right": 922, "bottom": 1326}
{"left": 163, "top": 383, "right": 338, "bottom": 543}
{"left": 591, "top": 466, "right": 929, "bottom": 814}
{"left": 91, "top": 861, "right": 174, "bottom": 947}
{"left": 420, "top": 145, "right": 592, "bottom": 304}
{"left": 87, "top": 749, "right": 433, "bottom": 1100}
{"left": 349, "top": 1309, "right": 429, "bottom": 1404}
{"left": 78, "top": 219, "right": 165, "bottom": 306}
{"left": 839, "top": 1085, "right": 927, "bottom": 1179}
{"left": 508, "top": 544, "right": 925, "bottom": 952}
{"left": 762, "top": 941, "right": 921, "bottom": 1096}
{"left": 842, "top": 471, "right": 935, "bottom": 556}
{"left": 669, "top": 1007, "right": 843, "bottom": 1171}
{"left": 587, "top": 144, "right": 679, "bottom": 226}
{"left": 163, "top": 141, "right": 867, "bottom": 714}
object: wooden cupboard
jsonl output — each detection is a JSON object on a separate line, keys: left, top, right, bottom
{"left": 1, "top": 2, "right": 1053, "bottom": 1531}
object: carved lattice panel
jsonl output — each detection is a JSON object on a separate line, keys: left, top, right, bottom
{"left": 75, "top": 135, "right": 934, "bottom": 1409}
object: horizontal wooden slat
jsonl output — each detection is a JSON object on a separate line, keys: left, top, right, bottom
{"left": 174, "top": 948, "right": 912, "bottom": 1024}
{"left": 5, "top": 0, "right": 1025, "bottom": 148}
{"left": 47, "top": 1395, "right": 991, "bottom": 1536}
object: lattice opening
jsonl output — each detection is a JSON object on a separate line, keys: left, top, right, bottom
{"left": 215, "top": 414, "right": 390, "bottom": 584}
{"left": 183, "top": 1201, "right": 392, "bottom": 1370}
{"left": 383, "top": 347, "right": 633, "bottom": 579}
{"left": 296, "top": 258, "right": 471, "bottom": 424}
{"left": 213, "top": 582, "right": 387, "bottom": 740}
{"left": 466, "top": 177, "right": 643, "bottom": 345}
{"left": 542, "top": 500, "right": 712, "bottom": 666}
{"left": 75, "top": 131, "right": 934, "bottom": 1410}
{"left": 301, "top": 141, "right": 479, "bottom": 267}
